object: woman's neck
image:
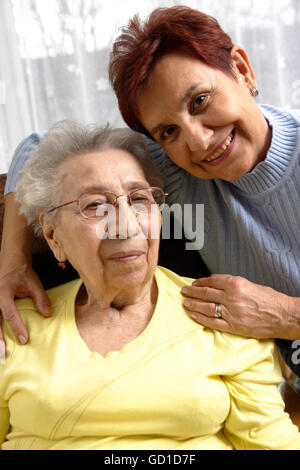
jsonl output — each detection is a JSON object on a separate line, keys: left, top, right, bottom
{"left": 75, "top": 277, "right": 158, "bottom": 326}
{"left": 73, "top": 278, "right": 158, "bottom": 356}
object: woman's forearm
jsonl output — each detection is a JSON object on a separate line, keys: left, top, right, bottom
{"left": 0, "top": 193, "right": 34, "bottom": 266}
{"left": 0, "top": 192, "right": 51, "bottom": 350}
{"left": 286, "top": 296, "right": 300, "bottom": 340}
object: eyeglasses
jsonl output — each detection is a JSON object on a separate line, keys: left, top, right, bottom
{"left": 47, "top": 187, "right": 168, "bottom": 219}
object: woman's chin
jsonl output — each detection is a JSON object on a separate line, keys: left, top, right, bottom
{"left": 107, "top": 262, "right": 150, "bottom": 286}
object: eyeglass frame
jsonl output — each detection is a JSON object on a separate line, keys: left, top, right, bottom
{"left": 47, "top": 187, "right": 168, "bottom": 219}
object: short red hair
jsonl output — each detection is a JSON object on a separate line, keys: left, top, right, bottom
{"left": 109, "top": 6, "right": 235, "bottom": 138}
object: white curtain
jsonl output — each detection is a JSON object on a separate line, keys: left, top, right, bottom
{"left": 0, "top": 0, "right": 300, "bottom": 173}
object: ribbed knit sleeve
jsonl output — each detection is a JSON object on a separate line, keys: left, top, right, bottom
{"left": 4, "top": 131, "right": 47, "bottom": 195}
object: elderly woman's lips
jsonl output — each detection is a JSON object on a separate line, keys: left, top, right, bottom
{"left": 106, "top": 251, "right": 145, "bottom": 262}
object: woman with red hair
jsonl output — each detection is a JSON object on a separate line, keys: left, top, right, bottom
{"left": 1, "top": 6, "right": 300, "bottom": 393}
{"left": 108, "top": 6, "right": 300, "bottom": 389}
{"left": 109, "top": 6, "right": 238, "bottom": 138}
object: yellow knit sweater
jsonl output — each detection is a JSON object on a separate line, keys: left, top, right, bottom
{"left": 1, "top": 266, "right": 300, "bottom": 450}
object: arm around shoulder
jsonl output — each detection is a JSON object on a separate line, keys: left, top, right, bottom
{"left": 0, "top": 131, "right": 50, "bottom": 349}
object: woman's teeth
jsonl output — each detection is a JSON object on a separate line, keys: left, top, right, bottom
{"left": 205, "top": 132, "right": 234, "bottom": 162}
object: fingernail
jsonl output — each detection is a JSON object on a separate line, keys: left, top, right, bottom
{"left": 0, "top": 340, "right": 6, "bottom": 364}
{"left": 181, "top": 287, "right": 188, "bottom": 294}
{"left": 18, "top": 335, "right": 27, "bottom": 345}
{"left": 39, "top": 302, "right": 51, "bottom": 316}
{"left": 183, "top": 300, "right": 191, "bottom": 307}
{"left": 190, "top": 314, "right": 198, "bottom": 321}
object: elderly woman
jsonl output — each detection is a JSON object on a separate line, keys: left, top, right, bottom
{"left": 1, "top": 120, "right": 300, "bottom": 450}
{"left": 0, "top": 6, "right": 299, "bottom": 388}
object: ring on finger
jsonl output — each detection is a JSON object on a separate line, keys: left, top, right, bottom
{"left": 215, "top": 303, "right": 222, "bottom": 319}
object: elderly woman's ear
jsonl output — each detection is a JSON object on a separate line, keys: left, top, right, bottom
{"left": 230, "top": 45, "right": 257, "bottom": 91}
{"left": 39, "top": 213, "right": 67, "bottom": 263}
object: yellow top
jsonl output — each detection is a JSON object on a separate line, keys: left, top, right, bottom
{"left": 1, "top": 266, "right": 300, "bottom": 450}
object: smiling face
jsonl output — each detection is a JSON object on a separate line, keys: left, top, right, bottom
{"left": 137, "top": 48, "right": 271, "bottom": 181}
{"left": 41, "top": 149, "right": 161, "bottom": 298}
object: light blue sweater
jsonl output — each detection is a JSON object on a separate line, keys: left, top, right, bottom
{"left": 4, "top": 104, "right": 300, "bottom": 379}
{"left": 147, "top": 104, "right": 300, "bottom": 299}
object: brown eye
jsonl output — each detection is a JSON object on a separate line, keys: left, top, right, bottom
{"left": 192, "top": 95, "right": 207, "bottom": 111}
{"left": 161, "top": 125, "right": 177, "bottom": 140}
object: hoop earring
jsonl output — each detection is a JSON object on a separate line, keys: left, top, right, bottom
{"left": 58, "top": 261, "right": 66, "bottom": 270}
{"left": 251, "top": 87, "right": 259, "bottom": 97}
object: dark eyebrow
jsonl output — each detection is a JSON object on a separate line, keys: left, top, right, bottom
{"left": 181, "top": 84, "right": 199, "bottom": 105}
{"left": 150, "top": 84, "right": 199, "bottom": 137}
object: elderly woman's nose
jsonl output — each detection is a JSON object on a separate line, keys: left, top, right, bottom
{"left": 184, "top": 123, "right": 214, "bottom": 152}
{"left": 114, "top": 198, "right": 141, "bottom": 239}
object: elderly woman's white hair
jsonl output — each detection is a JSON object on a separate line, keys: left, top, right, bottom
{"left": 15, "top": 120, "right": 163, "bottom": 237}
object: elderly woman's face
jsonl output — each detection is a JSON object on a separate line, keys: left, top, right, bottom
{"left": 49, "top": 149, "right": 161, "bottom": 291}
{"left": 137, "top": 49, "right": 271, "bottom": 181}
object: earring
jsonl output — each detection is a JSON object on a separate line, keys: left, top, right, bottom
{"left": 251, "top": 87, "right": 259, "bottom": 97}
{"left": 58, "top": 261, "right": 66, "bottom": 270}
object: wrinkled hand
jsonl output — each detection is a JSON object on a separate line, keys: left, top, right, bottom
{"left": 181, "top": 274, "right": 296, "bottom": 339}
{"left": 0, "top": 263, "right": 51, "bottom": 358}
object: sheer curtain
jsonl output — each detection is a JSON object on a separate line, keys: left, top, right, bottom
{"left": 0, "top": 0, "right": 300, "bottom": 173}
